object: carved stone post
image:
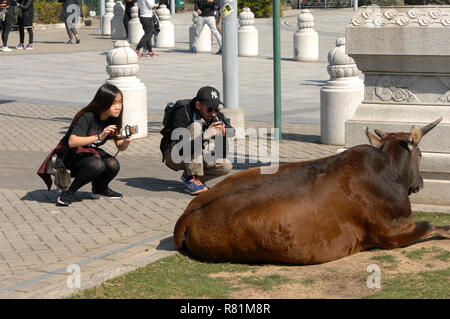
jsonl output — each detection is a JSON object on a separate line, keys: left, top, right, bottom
{"left": 111, "top": 1, "right": 127, "bottom": 40}
{"left": 320, "top": 38, "right": 363, "bottom": 145}
{"left": 155, "top": 4, "right": 175, "bottom": 48}
{"left": 102, "top": 0, "right": 114, "bottom": 36}
{"left": 238, "top": 7, "right": 258, "bottom": 57}
{"left": 128, "top": 3, "right": 144, "bottom": 45}
{"left": 105, "top": 41, "right": 147, "bottom": 139}
{"left": 293, "top": 9, "right": 319, "bottom": 61}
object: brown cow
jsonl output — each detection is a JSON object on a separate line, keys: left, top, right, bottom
{"left": 173, "top": 118, "right": 449, "bottom": 265}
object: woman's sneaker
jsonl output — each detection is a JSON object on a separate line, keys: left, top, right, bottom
{"left": 56, "top": 191, "right": 78, "bottom": 207}
{"left": 92, "top": 188, "right": 123, "bottom": 199}
{"left": 25, "top": 44, "right": 34, "bottom": 50}
{"left": 16, "top": 44, "right": 24, "bottom": 49}
{"left": 181, "top": 173, "right": 208, "bottom": 195}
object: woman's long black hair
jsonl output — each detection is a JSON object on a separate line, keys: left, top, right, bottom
{"left": 69, "top": 84, "right": 123, "bottom": 131}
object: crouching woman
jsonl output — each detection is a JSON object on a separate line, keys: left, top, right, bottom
{"left": 38, "top": 84, "right": 131, "bottom": 206}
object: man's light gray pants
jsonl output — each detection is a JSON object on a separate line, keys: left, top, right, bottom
{"left": 192, "top": 15, "right": 222, "bottom": 49}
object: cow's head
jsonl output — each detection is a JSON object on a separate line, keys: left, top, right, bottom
{"left": 365, "top": 118, "right": 442, "bottom": 195}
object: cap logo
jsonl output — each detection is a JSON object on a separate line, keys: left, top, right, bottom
{"left": 211, "top": 90, "right": 218, "bottom": 99}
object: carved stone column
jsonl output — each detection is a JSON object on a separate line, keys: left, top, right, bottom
{"left": 111, "top": 1, "right": 127, "bottom": 40}
{"left": 155, "top": 5, "right": 175, "bottom": 48}
{"left": 238, "top": 7, "right": 258, "bottom": 57}
{"left": 346, "top": 5, "right": 450, "bottom": 206}
{"left": 320, "top": 38, "right": 363, "bottom": 145}
{"left": 106, "top": 41, "right": 148, "bottom": 139}
{"left": 128, "top": 3, "right": 144, "bottom": 45}
{"left": 102, "top": 0, "right": 115, "bottom": 36}
{"left": 293, "top": 9, "right": 319, "bottom": 62}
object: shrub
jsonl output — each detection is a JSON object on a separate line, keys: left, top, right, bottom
{"left": 34, "top": 0, "right": 62, "bottom": 24}
{"left": 238, "top": 0, "right": 283, "bottom": 18}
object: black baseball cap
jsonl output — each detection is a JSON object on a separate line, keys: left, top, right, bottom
{"left": 195, "top": 86, "right": 224, "bottom": 108}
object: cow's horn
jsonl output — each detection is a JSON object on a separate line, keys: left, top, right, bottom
{"left": 420, "top": 117, "right": 442, "bottom": 137}
{"left": 374, "top": 129, "right": 386, "bottom": 138}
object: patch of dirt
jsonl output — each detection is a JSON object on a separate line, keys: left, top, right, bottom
{"left": 209, "top": 239, "right": 450, "bottom": 299}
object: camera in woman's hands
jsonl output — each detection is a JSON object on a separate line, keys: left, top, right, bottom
{"left": 110, "top": 124, "right": 139, "bottom": 139}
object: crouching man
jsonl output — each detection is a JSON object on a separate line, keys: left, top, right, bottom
{"left": 160, "top": 86, "right": 234, "bottom": 195}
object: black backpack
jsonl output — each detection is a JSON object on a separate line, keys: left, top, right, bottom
{"left": 159, "top": 99, "right": 191, "bottom": 159}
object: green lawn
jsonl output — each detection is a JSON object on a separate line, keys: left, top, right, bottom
{"left": 69, "top": 212, "right": 450, "bottom": 299}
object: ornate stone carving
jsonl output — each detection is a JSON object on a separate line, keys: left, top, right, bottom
{"left": 375, "top": 86, "right": 419, "bottom": 103}
{"left": 351, "top": 6, "right": 450, "bottom": 27}
{"left": 327, "top": 38, "right": 361, "bottom": 78}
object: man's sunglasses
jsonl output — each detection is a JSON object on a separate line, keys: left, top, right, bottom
{"left": 207, "top": 106, "right": 219, "bottom": 113}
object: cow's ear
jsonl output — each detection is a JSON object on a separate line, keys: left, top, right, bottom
{"left": 365, "top": 127, "right": 382, "bottom": 148}
{"left": 408, "top": 126, "right": 422, "bottom": 151}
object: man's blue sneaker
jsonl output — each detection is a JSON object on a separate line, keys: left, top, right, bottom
{"left": 216, "top": 49, "right": 222, "bottom": 55}
{"left": 192, "top": 47, "right": 197, "bottom": 54}
{"left": 181, "top": 172, "right": 208, "bottom": 195}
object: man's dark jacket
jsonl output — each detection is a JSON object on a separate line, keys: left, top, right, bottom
{"left": 160, "top": 98, "right": 234, "bottom": 159}
{"left": 194, "top": 0, "right": 219, "bottom": 17}
{"left": 17, "top": 0, "right": 34, "bottom": 26}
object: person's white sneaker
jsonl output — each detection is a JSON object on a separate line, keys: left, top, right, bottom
{"left": 1, "top": 47, "right": 12, "bottom": 52}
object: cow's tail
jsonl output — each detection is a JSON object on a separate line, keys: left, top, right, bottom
{"left": 173, "top": 213, "right": 188, "bottom": 250}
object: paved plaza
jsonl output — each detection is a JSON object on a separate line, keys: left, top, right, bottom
{"left": 0, "top": 8, "right": 447, "bottom": 299}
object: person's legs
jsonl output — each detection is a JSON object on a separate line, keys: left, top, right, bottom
{"left": 65, "top": 22, "right": 74, "bottom": 41}
{"left": 91, "top": 152, "right": 120, "bottom": 194}
{"left": 164, "top": 122, "right": 208, "bottom": 194}
{"left": 57, "top": 154, "right": 106, "bottom": 206}
{"left": 27, "top": 28, "right": 33, "bottom": 44}
{"left": 19, "top": 26, "right": 25, "bottom": 45}
{"left": 192, "top": 16, "right": 206, "bottom": 51}
{"left": 136, "top": 17, "right": 152, "bottom": 51}
{"left": 164, "top": 121, "right": 204, "bottom": 176}
{"left": 1, "top": 19, "right": 12, "bottom": 48}
{"left": 145, "top": 17, "right": 155, "bottom": 53}
{"left": 199, "top": 158, "right": 232, "bottom": 183}
{"left": 205, "top": 16, "right": 221, "bottom": 49}
{"left": 123, "top": 11, "right": 131, "bottom": 37}
{"left": 66, "top": 156, "right": 106, "bottom": 194}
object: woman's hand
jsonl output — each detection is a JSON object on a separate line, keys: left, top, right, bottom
{"left": 99, "top": 125, "right": 117, "bottom": 141}
{"left": 115, "top": 137, "right": 131, "bottom": 152}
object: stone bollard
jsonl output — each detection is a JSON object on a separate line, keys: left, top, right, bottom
{"left": 111, "top": 1, "right": 127, "bottom": 40}
{"left": 155, "top": 4, "right": 175, "bottom": 48}
{"left": 293, "top": 9, "right": 318, "bottom": 62}
{"left": 238, "top": 7, "right": 258, "bottom": 57}
{"left": 189, "top": 12, "right": 211, "bottom": 52}
{"left": 105, "top": 41, "right": 148, "bottom": 139}
{"left": 320, "top": 38, "right": 363, "bottom": 145}
{"left": 102, "top": 0, "right": 115, "bottom": 36}
{"left": 127, "top": 3, "right": 144, "bottom": 45}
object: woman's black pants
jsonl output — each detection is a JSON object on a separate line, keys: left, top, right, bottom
{"left": 1, "top": 19, "right": 12, "bottom": 46}
{"left": 63, "top": 149, "right": 120, "bottom": 194}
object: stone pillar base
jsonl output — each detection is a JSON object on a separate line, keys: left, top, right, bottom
{"left": 221, "top": 108, "right": 245, "bottom": 139}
